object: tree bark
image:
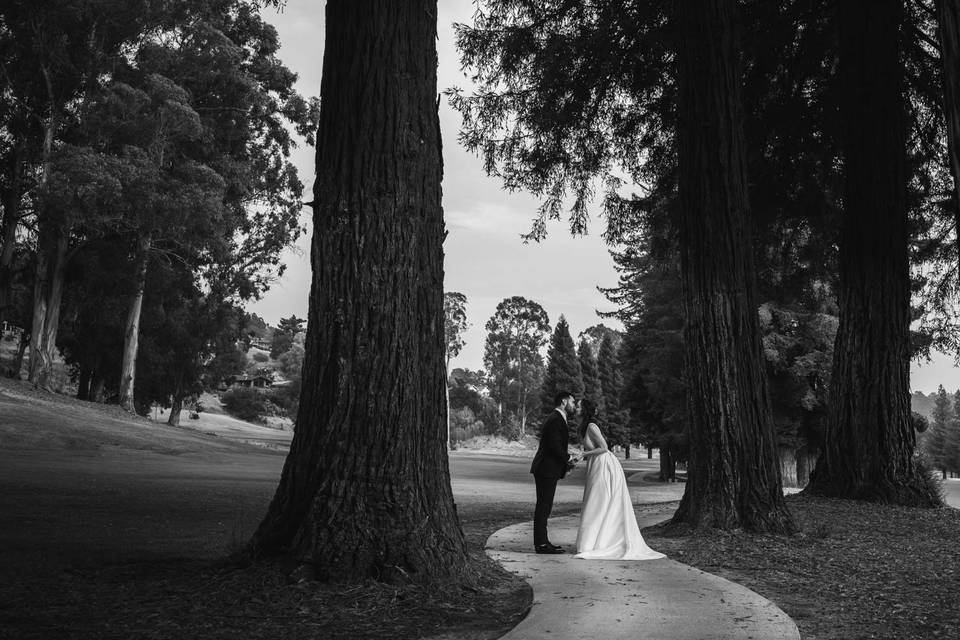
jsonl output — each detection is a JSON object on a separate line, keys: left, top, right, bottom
{"left": 167, "top": 392, "right": 184, "bottom": 427}
{"left": 935, "top": 0, "right": 960, "bottom": 262}
{"left": 28, "top": 225, "right": 67, "bottom": 388}
{"left": 250, "top": 0, "right": 470, "bottom": 583}
{"left": 659, "top": 444, "right": 676, "bottom": 482}
{"left": 27, "top": 100, "right": 65, "bottom": 389}
{"left": 807, "top": 0, "right": 941, "bottom": 507}
{"left": 76, "top": 364, "right": 92, "bottom": 400}
{"left": 89, "top": 373, "right": 105, "bottom": 403}
{"left": 670, "top": 0, "right": 795, "bottom": 533}
{"left": 119, "top": 236, "right": 150, "bottom": 413}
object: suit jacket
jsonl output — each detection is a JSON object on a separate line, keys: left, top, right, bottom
{"left": 530, "top": 409, "right": 570, "bottom": 479}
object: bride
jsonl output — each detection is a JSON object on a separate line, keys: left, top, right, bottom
{"left": 574, "top": 399, "right": 665, "bottom": 560}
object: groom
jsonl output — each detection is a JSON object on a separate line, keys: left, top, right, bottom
{"left": 530, "top": 390, "right": 577, "bottom": 554}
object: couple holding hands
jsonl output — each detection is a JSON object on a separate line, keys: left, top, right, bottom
{"left": 530, "top": 391, "right": 664, "bottom": 561}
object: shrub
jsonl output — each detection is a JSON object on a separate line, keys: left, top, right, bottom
{"left": 252, "top": 352, "right": 270, "bottom": 363}
{"left": 221, "top": 387, "right": 268, "bottom": 422}
{"left": 450, "top": 407, "right": 490, "bottom": 444}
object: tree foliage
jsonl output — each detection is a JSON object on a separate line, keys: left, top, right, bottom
{"left": 540, "top": 315, "right": 582, "bottom": 432}
{"left": 444, "top": 291, "right": 469, "bottom": 368}
{"left": 483, "top": 296, "right": 550, "bottom": 436}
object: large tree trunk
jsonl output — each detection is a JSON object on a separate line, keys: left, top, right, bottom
{"left": 807, "top": 1, "right": 941, "bottom": 506}
{"left": 936, "top": 0, "right": 960, "bottom": 261}
{"left": 250, "top": 0, "right": 469, "bottom": 583}
{"left": 28, "top": 226, "right": 68, "bottom": 388}
{"left": 27, "top": 101, "right": 65, "bottom": 389}
{"left": 119, "top": 236, "right": 150, "bottom": 413}
{"left": 670, "top": 0, "right": 795, "bottom": 533}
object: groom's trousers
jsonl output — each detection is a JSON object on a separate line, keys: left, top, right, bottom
{"left": 533, "top": 474, "right": 559, "bottom": 546}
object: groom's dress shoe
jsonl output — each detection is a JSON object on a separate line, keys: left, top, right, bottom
{"left": 535, "top": 544, "right": 565, "bottom": 554}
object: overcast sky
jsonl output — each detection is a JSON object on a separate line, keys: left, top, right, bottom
{"left": 248, "top": 1, "right": 959, "bottom": 394}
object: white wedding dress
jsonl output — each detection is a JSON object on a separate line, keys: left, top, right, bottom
{"left": 574, "top": 424, "right": 665, "bottom": 561}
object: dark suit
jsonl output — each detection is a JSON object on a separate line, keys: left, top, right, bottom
{"left": 530, "top": 409, "right": 570, "bottom": 547}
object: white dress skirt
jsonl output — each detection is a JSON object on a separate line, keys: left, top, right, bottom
{"left": 574, "top": 448, "right": 665, "bottom": 560}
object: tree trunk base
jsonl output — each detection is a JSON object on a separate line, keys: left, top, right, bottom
{"left": 805, "top": 467, "right": 942, "bottom": 507}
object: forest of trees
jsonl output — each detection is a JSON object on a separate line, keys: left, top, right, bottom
{"left": 0, "top": 0, "right": 318, "bottom": 422}
{"left": 920, "top": 385, "right": 960, "bottom": 477}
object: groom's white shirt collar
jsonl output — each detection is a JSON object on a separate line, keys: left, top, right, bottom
{"left": 555, "top": 407, "right": 568, "bottom": 423}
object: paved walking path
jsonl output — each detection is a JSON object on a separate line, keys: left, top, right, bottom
{"left": 486, "top": 512, "right": 800, "bottom": 640}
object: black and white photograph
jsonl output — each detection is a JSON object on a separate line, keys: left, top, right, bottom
{"left": 2, "top": 1, "right": 960, "bottom": 638}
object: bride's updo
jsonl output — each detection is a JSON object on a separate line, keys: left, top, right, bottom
{"left": 579, "top": 398, "right": 598, "bottom": 441}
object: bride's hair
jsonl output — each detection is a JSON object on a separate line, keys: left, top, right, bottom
{"left": 578, "top": 398, "right": 598, "bottom": 441}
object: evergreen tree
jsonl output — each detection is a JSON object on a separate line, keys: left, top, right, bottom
{"left": 596, "top": 332, "right": 628, "bottom": 450}
{"left": 925, "top": 384, "right": 951, "bottom": 477}
{"left": 578, "top": 338, "right": 602, "bottom": 415}
{"left": 540, "top": 316, "right": 583, "bottom": 425}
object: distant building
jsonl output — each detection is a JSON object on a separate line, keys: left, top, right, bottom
{"left": 249, "top": 338, "right": 271, "bottom": 351}
{"left": 225, "top": 375, "right": 273, "bottom": 389}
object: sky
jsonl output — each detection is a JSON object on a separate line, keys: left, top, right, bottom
{"left": 248, "top": 1, "right": 959, "bottom": 394}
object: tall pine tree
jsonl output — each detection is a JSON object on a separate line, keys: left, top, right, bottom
{"left": 597, "top": 332, "right": 628, "bottom": 451}
{"left": 578, "top": 338, "right": 602, "bottom": 415}
{"left": 540, "top": 316, "right": 583, "bottom": 426}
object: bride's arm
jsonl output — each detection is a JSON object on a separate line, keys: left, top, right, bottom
{"left": 581, "top": 423, "right": 608, "bottom": 457}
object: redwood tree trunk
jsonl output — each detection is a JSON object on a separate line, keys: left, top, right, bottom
{"left": 670, "top": 0, "right": 795, "bottom": 533}
{"left": 807, "top": 0, "right": 941, "bottom": 506}
{"left": 119, "top": 237, "right": 150, "bottom": 413}
{"left": 250, "top": 0, "right": 469, "bottom": 583}
{"left": 935, "top": 0, "right": 960, "bottom": 261}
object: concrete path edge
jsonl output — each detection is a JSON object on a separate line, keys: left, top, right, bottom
{"left": 484, "top": 512, "right": 801, "bottom": 640}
